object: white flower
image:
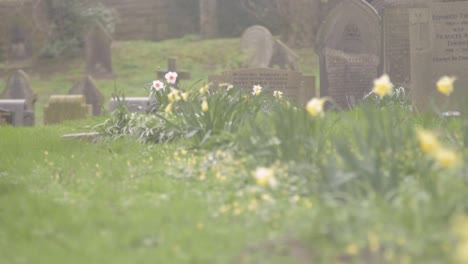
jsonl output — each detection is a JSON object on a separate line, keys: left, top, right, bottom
{"left": 372, "top": 74, "right": 394, "bottom": 98}
{"left": 152, "top": 80, "right": 165, "bottom": 91}
{"left": 252, "top": 85, "right": 262, "bottom": 96}
{"left": 306, "top": 97, "right": 328, "bottom": 117}
{"left": 254, "top": 167, "right": 278, "bottom": 188}
{"left": 227, "top": 85, "right": 234, "bottom": 91}
{"left": 165, "top": 72, "right": 178, "bottom": 84}
{"left": 273, "top": 91, "right": 283, "bottom": 98}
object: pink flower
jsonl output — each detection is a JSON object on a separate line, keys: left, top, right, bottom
{"left": 152, "top": 80, "right": 165, "bottom": 91}
{"left": 165, "top": 72, "right": 178, "bottom": 84}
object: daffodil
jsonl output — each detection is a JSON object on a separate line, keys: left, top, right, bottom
{"left": 437, "top": 76, "right": 456, "bottom": 96}
{"left": 373, "top": 74, "right": 394, "bottom": 98}
{"left": 201, "top": 99, "right": 209, "bottom": 113}
{"left": 253, "top": 167, "right": 278, "bottom": 188}
{"left": 165, "top": 71, "right": 178, "bottom": 84}
{"left": 164, "top": 103, "right": 173, "bottom": 113}
{"left": 434, "top": 148, "right": 458, "bottom": 168}
{"left": 152, "top": 80, "right": 165, "bottom": 91}
{"left": 252, "top": 85, "right": 262, "bottom": 96}
{"left": 181, "top": 92, "right": 189, "bottom": 102}
{"left": 273, "top": 90, "right": 283, "bottom": 98}
{"left": 416, "top": 129, "right": 440, "bottom": 154}
{"left": 306, "top": 97, "right": 328, "bottom": 117}
{"left": 455, "top": 241, "right": 468, "bottom": 264}
{"left": 199, "top": 84, "right": 210, "bottom": 95}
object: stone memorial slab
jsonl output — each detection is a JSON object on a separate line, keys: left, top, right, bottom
{"left": 44, "top": 95, "right": 91, "bottom": 125}
{"left": 316, "top": 0, "right": 382, "bottom": 108}
{"left": 109, "top": 97, "right": 153, "bottom": 113}
{"left": 409, "top": 1, "right": 468, "bottom": 112}
{"left": 86, "top": 23, "right": 114, "bottom": 78}
{"left": 69, "top": 76, "right": 104, "bottom": 116}
{"left": 0, "top": 99, "right": 26, "bottom": 126}
{"left": 209, "top": 68, "right": 315, "bottom": 105}
{"left": 1, "top": 69, "right": 36, "bottom": 112}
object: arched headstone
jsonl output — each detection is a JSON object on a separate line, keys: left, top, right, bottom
{"left": 1, "top": 69, "right": 36, "bottom": 112}
{"left": 69, "top": 76, "right": 104, "bottom": 116}
{"left": 317, "top": 0, "right": 382, "bottom": 108}
{"left": 241, "top": 25, "right": 275, "bottom": 68}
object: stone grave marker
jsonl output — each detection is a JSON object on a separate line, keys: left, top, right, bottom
{"left": 0, "top": 99, "right": 27, "bottom": 126}
{"left": 316, "top": 0, "right": 382, "bottom": 108}
{"left": 44, "top": 95, "right": 91, "bottom": 125}
{"left": 109, "top": 97, "right": 153, "bottom": 113}
{"left": 157, "top": 58, "right": 191, "bottom": 83}
{"left": 86, "top": 22, "right": 114, "bottom": 78}
{"left": 69, "top": 76, "right": 104, "bottom": 116}
{"left": 408, "top": 1, "right": 468, "bottom": 112}
{"left": 1, "top": 69, "right": 36, "bottom": 111}
{"left": 240, "top": 25, "right": 299, "bottom": 70}
{"left": 209, "top": 68, "right": 315, "bottom": 105}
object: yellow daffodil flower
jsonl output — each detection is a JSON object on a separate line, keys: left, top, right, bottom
{"left": 306, "top": 97, "right": 328, "bottom": 117}
{"left": 434, "top": 148, "right": 458, "bottom": 168}
{"left": 181, "top": 92, "right": 189, "bottom": 102}
{"left": 254, "top": 167, "right": 278, "bottom": 188}
{"left": 437, "top": 76, "right": 456, "bottom": 96}
{"left": 416, "top": 129, "right": 440, "bottom": 154}
{"left": 164, "top": 103, "right": 173, "bottom": 113}
{"left": 201, "top": 99, "right": 209, "bottom": 113}
{"left": 373, "top": 74, "right": 394, "bottom": 98}
{"left": 252, "top": 85, "right": 262, "bottom": 96}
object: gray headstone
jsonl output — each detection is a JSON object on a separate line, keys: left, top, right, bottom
{"left": 44, "top": 95, "right": 91, "bottom": 125}
{"left": 109, "top": 97, "right": 152, "bottom": 113}
{"left": 317, "top": 0, "right": 382, "bottom": 108}
{"left": 241, "top": 25, "right": 275, "bottom": 68}
{"left": 0, "top": 99, "right": 26, "bottom": 126}
{"left": 209, "top": 68, "right": 315, "bottom": 106}
{"left": 1, "top": 70, "right": 36, "bottom": 112}
{"left": 85, "top": 23, "right": 114, "bottom": 78}
{"left": 69, "top": 76, "right": 104, "bottom": 116}
{"left": 409, "top": 1, "right": 468, "bottom": 112}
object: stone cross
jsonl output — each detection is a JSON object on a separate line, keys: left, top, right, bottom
{"left": 157, "top": 58, "right": 191, "bottom": 83}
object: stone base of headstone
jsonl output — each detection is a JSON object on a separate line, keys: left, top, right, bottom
{"left": 109, "top": 97, "right": 154, "bottom": 113}
{"left": 44, "top": 95, "right": 91, "bottom": 125}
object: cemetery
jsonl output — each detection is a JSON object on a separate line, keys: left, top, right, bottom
{"left": 0, "top": 0, "right": 467, "bottom": 263}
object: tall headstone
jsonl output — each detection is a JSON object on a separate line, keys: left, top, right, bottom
{"left": 316, "top": 0, "right": 382, "bottom": 108}
{"left": 1, "top": 69, "right": 36, "bottom": 113}
{"left": 409, "top": 1, "right": 468, "bottom": 112}
{"left": 85, "top": 23, "right": 114, "bottom": 78}
{"left": 69, "top": 76, "right": 104, "bottom": 116}
{"left": 44, "top": 95, "right": 91, "bottom": 125}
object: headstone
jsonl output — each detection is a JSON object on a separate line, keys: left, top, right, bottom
{"left": 157, "top": 58, "right": 191, "bottom": 82}
{"left": 316, "top": 0, "right": 382, "bottom": 108}
{"left": 44, "top": 95, "right": 91, "bottom": 125}
{"left": 109, "top": 97, "right": 152, "bottom": 113}
{"left": 69, "top": 76, "right": 104, "bottom": 116}
{"left": 241, "top": 26, "right": 275, "bottom": 68}
{"left": 85, "top": 23, "right": 114, "bottom": 78}
{"left": 0, "top": 99, "right": 27, "bottom": 126}
{"left": 241, "top": 25, "right": 299, "bottom": 70}
{"left": 409, "top": 1, "right": 468, "bottom": 112}
{"left": 209, "top": 68, "right": 315, "bottom": 105}
{"left": 7, "top": 19, "right": 33, "bottom": 62}
{"left": 1, "top": 70, "right": 36, "bottom": 112}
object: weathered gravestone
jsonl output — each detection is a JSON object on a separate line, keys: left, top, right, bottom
{"left": 1, "top": 70, "right": 36, "bottom": 125}
{"left": 86, "top": 23, "right": 114, "bottom": 78}
{"left": 69, "top": 76, "right": 104, "bottom": 116}
{"left": 316, "top": 0, "right": 382, "bottom": 108}
{"left": 241, "top": 25, "right": 299, "bottom": 70}
{"left": 0, "top": 99, "right": 29, "bottom": 126}
{"left": 44, "top": 95, "right": 91, "bottom": 125}
{"left": 208, "top": 68, "right": 315, "bottom": 105}
{"left": 409, "top": 1, "right": 468, "bottom": 112}
{"left": 109, "top": 97, "right": 154, "bottom": 113}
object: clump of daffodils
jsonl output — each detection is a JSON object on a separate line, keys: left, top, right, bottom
{"left": 373, "top": 74, "right": 394, "bottom": 98}
{"left": 252, "top": 85, "right": 262, "bottom": 96}
{"left": 437, "top": 76, "right": 456, "bottom": 96}
{"left": 416, "top": 128, "right": 459, "bottom": 168}
{"left": 253, "top": 167, "right": 278, "bottom": 188}
{"left": 273, "top": 90, "right": 283, "bottom": 99}
{"left": 306, "top": 97, "right": 328, "bottom": 117}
